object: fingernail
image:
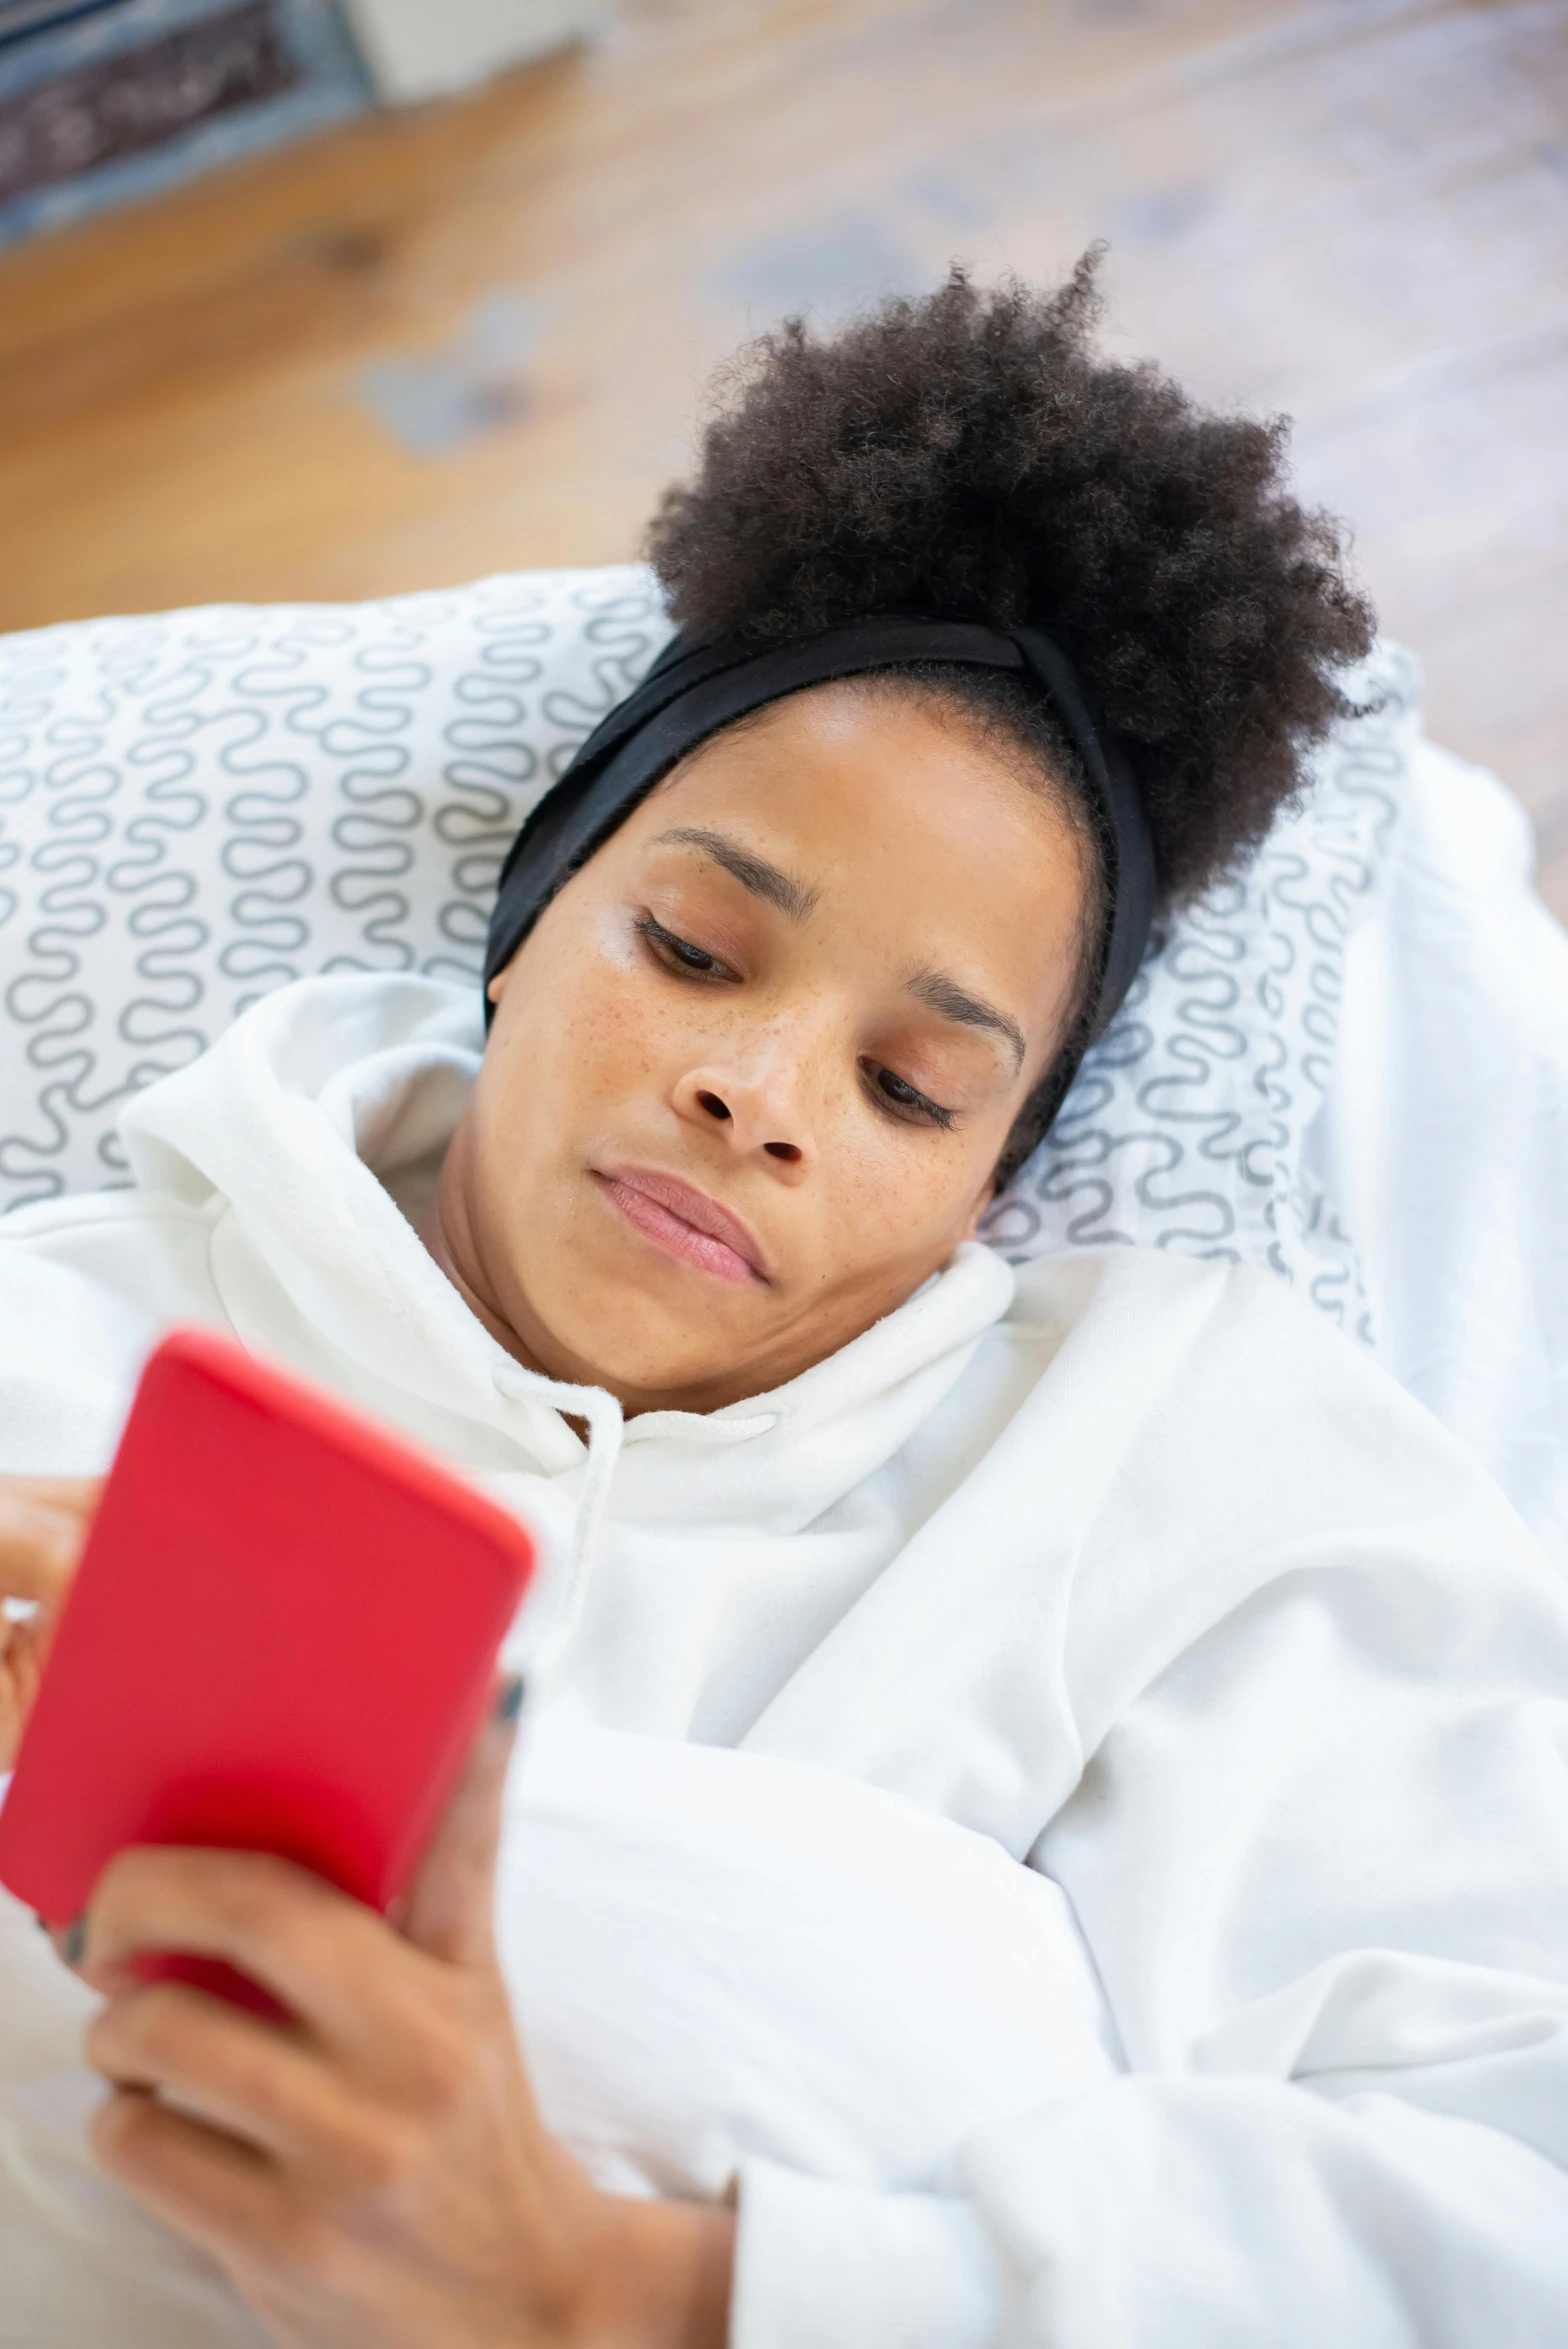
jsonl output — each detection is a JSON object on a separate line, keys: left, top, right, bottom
{"left": 63, "top": 1917, "right": 86, "bottom": 1968}
{"left": 494, "top": 1673, "right": 525, "bottom": 1726}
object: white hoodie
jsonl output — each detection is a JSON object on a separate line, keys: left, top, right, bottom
{"left": 2, "top": 972, "right": 1568, "bottom": 2349}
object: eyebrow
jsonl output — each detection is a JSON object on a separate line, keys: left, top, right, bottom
{"left": 655, "top": 823, "right": 1025, "bottom": 1072}
{"left": 654, "top": 827, "right": 821, "bottom": 921}
{"left": 906, "top": 968, "right": 1027, "bottom": 1074}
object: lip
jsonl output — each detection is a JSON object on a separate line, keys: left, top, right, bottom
{"left": 592, "top": 1165, "right": 770, "bottom": 1287}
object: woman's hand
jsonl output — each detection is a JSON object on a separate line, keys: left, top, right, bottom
{"left": 67, "top": 1688, "right": 734, "bottom": 2349}
{"left": 0, "top": 1474, "right": 100, "bottom": 1769}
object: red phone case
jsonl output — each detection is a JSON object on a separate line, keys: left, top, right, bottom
{"left": 0, "top": 1329, "right": 535, "bottom": 1979}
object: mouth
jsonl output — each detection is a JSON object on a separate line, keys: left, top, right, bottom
{"left": 591, "top": 1165, "right": 770, "bottom": 1287}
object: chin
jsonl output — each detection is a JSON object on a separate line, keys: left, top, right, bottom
{"left": 525, "top": 1260, "right": 749, "bottom": 1393}
{"left": 596, "top": 1302, "right": 749, "bottom": 1389}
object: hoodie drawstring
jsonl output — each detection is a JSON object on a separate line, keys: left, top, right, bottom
{"left": 493, "top": 1368, "right": 626, "bottom": 1684}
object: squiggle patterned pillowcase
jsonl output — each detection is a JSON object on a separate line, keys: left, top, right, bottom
{"left": 983, "top": 651, "right": 1414, "bottom": 1343}
{"left": 0, "top": 565, "right": 1409, "bottom": 1337}
{"left": 0, "top": 568, "right": 670, "bottom": 1199}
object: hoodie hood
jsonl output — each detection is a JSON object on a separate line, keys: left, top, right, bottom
{"left": 118, "top": 977, "right": 1016, "bottom": 1655}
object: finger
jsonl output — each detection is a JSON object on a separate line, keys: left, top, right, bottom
{"left": 0, "top": 1614, "right": 48, "bottom": 1767}
{"left": 76, "top": 1846, "right": 420, "bottom": 2056}
{"left": 400, "top": 1676, "right": 522, "bottom": 1971}
{"left": 1, "top": 1609, "right": 48, "bottom": 1673}
{"left": 91, "top": 2086, "right": 296, "bottom": 2271}
{"left": 4, "top": 1475, "right": 104, "bottom": 1508}
{"left": 0, "top": 1483, "right": 97, "bottom": 1604}
{"left": 0, "top": 1508, "right": 78, "bottom": 1604}
{"left": 86, "top": 1981, "right": 364, "bottom": 2168}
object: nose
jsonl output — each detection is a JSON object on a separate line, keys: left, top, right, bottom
{"left": 671, "top": 1047, "right": 808, "bottom": 1168}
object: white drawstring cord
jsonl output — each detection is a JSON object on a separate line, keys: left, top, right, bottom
{"left": 492, "top": 1368, "right": 626, "bottom": 1685}
{"left": 488, "top": 1373, "right": 782, "bottom": 1686}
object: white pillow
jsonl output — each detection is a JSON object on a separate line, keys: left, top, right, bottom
{"left": 1324, "top": 734, "right": 1568, "bottom": 1565}
{"left": 0, "top": 567, "right": 671, "bottom": 1202}
{"left": 0, "top": 568, "right": 1411, "bottom": 1344}
{"left": 7, "top": 576, "right": 1563, "bottom": 1555}
{"left": 981, "top": 651, "right": 1418, "bottom": 1346}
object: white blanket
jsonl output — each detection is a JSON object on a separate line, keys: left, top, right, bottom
{"left": 0, "top": 1725, "right": 1119, "bottom": 2344}
{"left": 6, "top": 974, "right": 1568, "bottom": 2345}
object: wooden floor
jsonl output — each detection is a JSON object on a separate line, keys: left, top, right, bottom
{"left": 1, "top": 0, "right": 1564, "bottom": 915}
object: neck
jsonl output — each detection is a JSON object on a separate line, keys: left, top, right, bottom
{"left": 417, "top": 1187, "right": 548, "bottom": 1380}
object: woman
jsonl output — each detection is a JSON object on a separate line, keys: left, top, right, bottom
{"left": 2, "top": 265, "right": 1567, "bottom": 2348}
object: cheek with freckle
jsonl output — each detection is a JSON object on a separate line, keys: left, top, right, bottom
{"left": 514, "top": 920, "right": 656, "bottom": 1126}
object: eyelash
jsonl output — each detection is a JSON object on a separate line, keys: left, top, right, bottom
{"left": 634, "top": 914, "right": 957, "bottom": 1133}
{"left": 871, "top": 1068, "right": 956, "bottom": 1131}
{"left": 637, "top": 913, "right": 732, "bottom": 980}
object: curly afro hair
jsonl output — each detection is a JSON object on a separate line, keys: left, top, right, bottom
{"left": 645, "top": 256, "right": 1375, "bottom": 1180}
{"left": 648, "top": 255, "right": 1375, "bottom": 910}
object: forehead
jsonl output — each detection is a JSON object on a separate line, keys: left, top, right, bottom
{"left": 634, "top": 678, "right": 1080, "bottom": 899}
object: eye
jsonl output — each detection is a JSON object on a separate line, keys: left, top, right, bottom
{"left": 637, "top": 914, "right": 735, "bottom": 981}
{"left": 864, "top": 1062, "right": 956, "bottom": 1132}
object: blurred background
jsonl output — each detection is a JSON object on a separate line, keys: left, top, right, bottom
{"left": 1, "top": 0, "right": 1564, "bottom": 916}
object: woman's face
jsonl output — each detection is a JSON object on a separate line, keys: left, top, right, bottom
{"left": 429, "top": 680, "right": 1088, "bottom": 1413}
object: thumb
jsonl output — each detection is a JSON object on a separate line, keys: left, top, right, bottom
{"left": 0, "top": 1479, "right": 100, "bottom": 1608}
{"left": 400, "top": 1675, "right": 523, "bottom": 1972}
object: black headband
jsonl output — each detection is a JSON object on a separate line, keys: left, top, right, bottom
{"left": 484, "top": 616, "right": 1156, "bottom": 1073}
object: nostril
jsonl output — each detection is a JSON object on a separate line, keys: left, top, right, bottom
{"left": 764, "top": 1141, "right": 802, "bottom": 1163}
{"left": 697, "top": 1090, "right": 731, "bottom": 1123}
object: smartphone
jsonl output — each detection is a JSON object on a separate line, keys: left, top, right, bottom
{"left": 0, "top": 1327, "right": 535, "bottom": 2004}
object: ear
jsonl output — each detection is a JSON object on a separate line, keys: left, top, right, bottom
{"left": 960, "top": 1176, "right": 997, "bottom": 1243}
{"left": 485, "top": 964, "right": 511, "bottom": 1006}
